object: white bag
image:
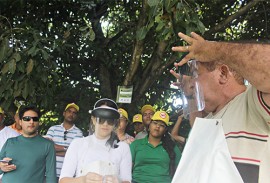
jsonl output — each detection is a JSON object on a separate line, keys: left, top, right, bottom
{"left": 172, "top": 118, "right": 243, "bottom": 183}
{"left": 81, "top": 160, "right": 118, "bottom": 177}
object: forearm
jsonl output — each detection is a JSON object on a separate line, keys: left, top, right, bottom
{"left": 173, "top": 136, "right": 186, "bottom": 144}
{"left": 60, "top": 177, "right": 84, "bottom": 183}
{"left": 175, "top": 32, "right": 270, "bottom": 93}
{"left": 204, "top": 41, "right": 270, "bottom": 93}
{"left": 55, "top": 144, "right": 68, "bottom": 153}
{"left": 171, "top": 117, "right": 182, "bottom": 137}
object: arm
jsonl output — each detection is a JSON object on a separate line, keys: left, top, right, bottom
{"left": 0, "top": 140, "right": 16, "bottom": 174}
{"left": 171, "top": 116, "right": 186, "bottom": 144}
{"left": 54, "top": 144, "right": 68, "bottom": 156}
{"left": 119, "top": 143, "right": 132, "bottom": 183}
{"left": 172, "top": 32, "right": 270, "bottom": 105}
{"left": 45, "top": 142, "right": 57, "bottom": 183}
{"left": 173, "top": 33, "right": 270, "bottom": 99}
{"left": 45, "top": 127, "right": 68, "bottom": 157}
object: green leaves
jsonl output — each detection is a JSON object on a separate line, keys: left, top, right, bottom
{"left": 26, "top": 59, "right": 34, "bottom": 75}
{"left": 0, "top": 37, "right": 9, "bottom": 62}
{"left": 136, "top": 26, "right": 148, "bottom": 40}
{"left": 148, "top": 0, "right": 160, "bottom": 7}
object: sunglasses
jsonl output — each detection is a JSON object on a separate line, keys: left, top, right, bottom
{"left": 64, "top": 131, "right": 68, "bottom": 140}
{"left": 96, "top": 117, "right": 118, "bottom": 126}
{"left": 22, "top": 116, "right": 39, "bottom": 122}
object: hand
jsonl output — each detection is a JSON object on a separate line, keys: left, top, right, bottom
{"left": 124, "top": 137, "right": 134, "bottom": 144}
{"left": 103, "top": 175, "right": 120, "bottom": 183}
{"left": 84, "top": 173, "right": 120, "bottom": 183}
{"left": 84, "top": 172, "right": 103, "bottom": 183}
{"left": 170, "top": 66, "right": 194, "bottom": 97}
{"left": 0, "top": 158, "right": 16, "bottom": 172}
{"left": 172, "top": 32, "right": 209, "bottom": 66}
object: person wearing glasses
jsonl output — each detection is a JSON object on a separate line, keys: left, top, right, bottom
{"left": 0, "top": 105, "right": 57, "bottom": 183}
{"left": 130, "top": 111, "right": 181, "bottom": 183}
{"left": 45, "top": 103, "right": 83, "bottom": 180}
{"left": 59, "top": 98, "right": 132, "bottom": 183}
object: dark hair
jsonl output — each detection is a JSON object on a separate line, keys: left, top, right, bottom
{"left": 18, "top": 105, "right": 41, "bottom": 120}
{"left": 91, "top": 98, "right": 120, "bottom": 149}
{"left": 162, "top": 130, "right": 177, "bottom": 177}
{"left": 148, "top": 122, "right": 177, "bottom": 177}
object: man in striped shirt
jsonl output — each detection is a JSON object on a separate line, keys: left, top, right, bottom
{"left": 171, "top": 32, "right": 270, "bottom": 182}
{"left": 45, "top": 103, "right": 83, "bottom": 180}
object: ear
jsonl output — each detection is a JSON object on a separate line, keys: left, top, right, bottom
{"left": 218, "top": 65, "right": 230, "bottom": 84}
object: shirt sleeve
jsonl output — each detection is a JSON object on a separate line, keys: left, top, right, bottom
{"left": 119, "top": 143, "right": 132, "bottom": 182}
{"left": 45, "top": 141, "right": 57, "bottom": 183}
{"left": 129, "top": 141, "right": 136, "bottom": 163}
{"left": 59, "top": 138, "right": 80, "bottom": 179}
{"left": 0, "top": 140, "right": 8, "bottom": 174}
{"left": 45, "top": 126, "right": 54, "bottom": 138}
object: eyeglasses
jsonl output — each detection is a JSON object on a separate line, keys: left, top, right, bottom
{"left": 22, "top": 116, "right": 39, "bottom": 122}
{"left": 64, "top": 131, "right": 68, "bottom": 140}
{"left": 96, "top": 117, "right": 118, "bottom": 126}
{"left": 151, "top": 121, "right": 167, "bottom": 128}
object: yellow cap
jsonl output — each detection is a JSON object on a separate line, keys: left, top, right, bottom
{"left": 65, "top": 103, "right": 79, "bottom": 112}
{"left": 141, "top": 104, "right": 156, "bottom": 114}
{"left": 118, "top": 108, "right": 128, "bottom": 119}
{"left": 0, "top": 107, "right": 4, "bottom": 114}
{"left": 151, "top": 111, "right": 169, "bottom": 126}
{"left": 132, "top": 114, "right": 142, "bottom": 123}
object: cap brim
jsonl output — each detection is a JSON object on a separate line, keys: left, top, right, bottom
{"left": 92, "top": 107, "right": 120, "bottom": 119}
{"left": 94, "top": 98, "right": 118, "bottom": 110}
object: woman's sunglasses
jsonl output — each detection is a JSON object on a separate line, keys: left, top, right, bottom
{"left": 96, "top": 117, "right": 118, "bottom": 126}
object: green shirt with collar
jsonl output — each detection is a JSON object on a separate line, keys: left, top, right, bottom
{"left": 130, "top": 135, "right": 181, "bottom": 183}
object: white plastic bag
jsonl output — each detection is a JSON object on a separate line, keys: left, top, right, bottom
{"left": 172, "top": 118, "right": 243, "bottom": 183}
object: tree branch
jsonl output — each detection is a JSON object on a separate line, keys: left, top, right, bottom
{"left": 123, "top": 0, "right": 148, "bottom": 86}
{"left": 205, "top": 0, "right": 261, "bottom": 38}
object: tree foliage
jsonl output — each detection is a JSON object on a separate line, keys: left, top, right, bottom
{"left": 0, "top": 0, "right": 269, "bottom": 133}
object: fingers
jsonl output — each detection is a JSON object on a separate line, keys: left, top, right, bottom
{"left": 169, "top": 69, "right": 180, "bottom": 80}
{"left": 104, "top": 175, "right": 119, "bottom": 183}
{"left": 190, "top": 32, "right": 204, "bottom": 41}
{"left": 176, "top": 53, "right": 193, "bottom": 66}
{"left": 0, "top": 164, "right": 16, "bottom": 172}
{"left": 178, "top": 32, "right": 193, "bottom": 44}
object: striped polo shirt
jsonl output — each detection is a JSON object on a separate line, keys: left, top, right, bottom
{"left": 45, "top": 123, "right": 83, "bottom": 177}
{"left": 207, "top": 86, "right": 270, "bottom": 183}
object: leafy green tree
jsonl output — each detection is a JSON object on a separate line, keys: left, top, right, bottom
{"left": 0, "top": 0, "right": 269, "bottom": 133}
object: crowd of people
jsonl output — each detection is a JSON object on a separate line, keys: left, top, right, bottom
{"left": 0, "top": 31, "right": 269, "bottom": 183}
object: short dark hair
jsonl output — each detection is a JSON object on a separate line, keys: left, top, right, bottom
{"left": 18, "top": 105, "right": 41, "bottom": 120}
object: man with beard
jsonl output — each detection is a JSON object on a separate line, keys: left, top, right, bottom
{"left": 0, "top": 105, "right": 56, "bottom": 183}
{"left": 45, "top": 103, "right": 83, "bottom": 181}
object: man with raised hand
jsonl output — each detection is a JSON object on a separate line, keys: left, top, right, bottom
{"left": 170, "top": 32, "right": 270, "bottom": 183}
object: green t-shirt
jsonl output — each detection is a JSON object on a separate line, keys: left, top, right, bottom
{"left": 130, "top": 136, "right": 181, "bottom": 183}
{"left": 0, "top": 135, "right": 57, "bottom": 183}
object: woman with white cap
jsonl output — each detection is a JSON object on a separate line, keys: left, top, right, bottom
{"left": 59, "top": 98, "right": 132, "bottom": 183}
{"left": 130, "top": 111, "right": 181, "bottom": 183}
